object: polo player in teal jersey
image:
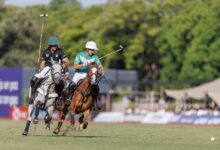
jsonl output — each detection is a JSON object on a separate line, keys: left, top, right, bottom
{"left": 66, "top": 41, "right": 104, "bottom": 110}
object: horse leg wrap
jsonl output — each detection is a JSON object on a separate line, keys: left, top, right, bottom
{"left": 22, "top": 120, "right": 31, "bottom": 135}
{"left": 70, "top": 114, "right": 75, "bottom": 124}
{"left": 24, "top": 120, "right": 31, "bottom": 132}
{"left": 44, "top": 115, "right": 52, "bottom": 124}
{"left": 34, "top": 101, "right": 42, "bottom": 118}
{"left": 57, "top": 122, "right": 63, "bottom": 129}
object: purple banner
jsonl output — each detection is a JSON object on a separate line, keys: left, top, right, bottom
{"left": 0, "top": 68, "right": 23, "bottom": 118}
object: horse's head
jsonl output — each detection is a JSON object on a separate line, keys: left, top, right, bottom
{"left": 87, "top": 65, "right": 99, "bottom": 85}
{"left": 51, "top": 63, "right": 62, "bottom": 84}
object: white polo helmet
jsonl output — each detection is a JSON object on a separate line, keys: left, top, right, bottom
{"left": 85, "top": 41, "right": 98, "bottom": 50}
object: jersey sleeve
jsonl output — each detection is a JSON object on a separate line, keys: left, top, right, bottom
{"left": 94, "top": 55, "right": 101, "bottom": 66}
{"left": 59, "top": 49, "right": 67, "bottom": 59}
{"left": 41, "top": 50, "right": 47, "bottom": 61}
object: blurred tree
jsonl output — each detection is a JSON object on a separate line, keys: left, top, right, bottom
{"left": 49, "top": 0, "right": 81, "bottom": 9}
{"left": 156, "top": 0, "right": 220, "bottom": 88}
{"left": 0, "top": 0, "right": 6, "bottom": 20}
{"left": 0, "top": 8, "right": 40, "bottom": 66}
{"left": 42, "top": 0, "right": 189, "bottom": 90}
{"left": 1, "top": 0, "right": 220, "bottom": 91}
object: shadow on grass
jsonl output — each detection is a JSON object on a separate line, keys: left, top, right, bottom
{"left": 25, "top": 125, "right": 110, "bottom": 138}
{"left": 29, "top": 134, "right": 110, "bottom": 138}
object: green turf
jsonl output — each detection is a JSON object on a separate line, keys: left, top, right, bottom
{"left": 0, "top": 120, "right": 219, "bottom": 150}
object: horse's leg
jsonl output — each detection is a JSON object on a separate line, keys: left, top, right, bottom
{"left": 22, "top": 104, "right": 34, "bottom": 135}
{"left": 69, "top": 98, "right": 76, "bottom": 130}
{"left": 69, "top": 112, "right": 76, "bottom": 130}
{"left": 79, "top": 114, "right": 84, "bottom": 130}
{"left": 53, "top": 105, "right": 68, "bottom": 135}
{"left": 79, "top": 109, "right": 90, "bottom": 130}
{"left": 33, "top": 101, "right": 41, "bottom": 124}
{"left": 44, "top": 105, "right": 54, "bottom": 130}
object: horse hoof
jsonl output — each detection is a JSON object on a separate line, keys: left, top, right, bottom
{"left": 70, "top": 126, "right": 76, "bottom": 130}
{"left": 53, "top": 128, "right": 60, "bottom": 135}
{"left": 79, "top": 124, "right": 86, "bottom": 131}
{"left": 33, "top": 118, "right": 39, "bottom": 124}
{"left": 83, "top": 124, "right": 87, "bottom": 129}
{"left": 45, "top": 126, "right": 50, "bottom": 130}
{"left": 22, "top": 131, "right": 28, "bottom": 136}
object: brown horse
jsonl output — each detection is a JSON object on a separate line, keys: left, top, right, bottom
{"left": 53, "top": 65, "right": 100, "bottom": 134}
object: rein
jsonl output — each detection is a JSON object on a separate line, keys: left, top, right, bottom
{"left": 74, "top": 65, "right": 101, "bottom": 104}
{"left": 39, "top": 64, "right": 62, "bottom": 109}
{"left": 75, "top": 78, "right": 92, "bottom": 100}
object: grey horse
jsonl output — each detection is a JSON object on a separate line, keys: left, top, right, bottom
{"left": 22, "top": 63, "right": 62, "bottom": 135}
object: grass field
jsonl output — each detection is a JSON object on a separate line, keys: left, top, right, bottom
{"left": 0, "top": 120, "right": 219, "bottom": 150}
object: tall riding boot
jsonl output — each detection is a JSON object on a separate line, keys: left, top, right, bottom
{"left": 29, "top": 76, "right": 44, "bottom": 103}
{"left": 91, "top": 84, "right": 101, "bottom": 111}
{"left": 65, "top": 82, "right": 76, "bottom": 106}
{"left": 55, "top": 80, "right": 64, "bottom": 106}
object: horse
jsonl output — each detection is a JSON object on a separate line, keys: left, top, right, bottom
{"left": 53, "top": 64, "right": 101, "bottom": 134}
{"left": 22, "top": 62, "right": 62, "bottom": 136}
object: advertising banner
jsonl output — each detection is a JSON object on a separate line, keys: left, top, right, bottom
{"left": 10, "top": 106, "right": 27, "bottom": 120}
{"left": 168, "top": 114, "right": 220, "bottom": 125}
{"left": 0, "top": 68, "right": 23, "bottom": 118}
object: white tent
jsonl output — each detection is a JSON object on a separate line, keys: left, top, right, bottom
{"left": 165, "top": 78, "right": 220, "bottom": 106}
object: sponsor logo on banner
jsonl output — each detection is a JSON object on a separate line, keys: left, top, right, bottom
{"left": 141, "top": 112, "right": 174, "bottom": 124}
{"left": 0, "top": 68, "right": 23, "bottom": 118}
{"left": 93, "top": 112, "right": 124, "bottom": 123}
{"left": 10, "top": 106, "right": 27, "bottom": 120}
{"left": 123, "top": 113, "right": 146, "bottom": 122}
{"left": 168, "top": 115, "right": 220, "bottom": 125}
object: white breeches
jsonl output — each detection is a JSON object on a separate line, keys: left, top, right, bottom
{"left": 34, "top": 66, "right": 50, "bottom": 78}
{"left": 71, "top": 72, "right": 87, "bottom": 84}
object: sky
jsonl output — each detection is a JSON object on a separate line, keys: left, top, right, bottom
{"left": 5, "top": 0, "right": 108, "bottom": 7}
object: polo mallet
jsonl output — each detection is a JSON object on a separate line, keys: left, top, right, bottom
{"left": 99, "top": 45, "right": 125, "bottom": 60}
{"left": 98, "top": 45, "right": 125, "bottom": 89}
{"left": 37, "top": 14, "right": 48, "bottom": 64}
